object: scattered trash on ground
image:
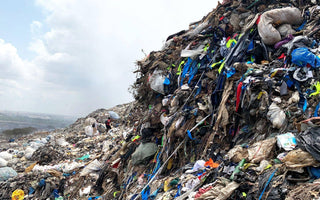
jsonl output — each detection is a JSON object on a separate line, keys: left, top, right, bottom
{"left": 3, "top": 0, "right": 320, "bottom": 199}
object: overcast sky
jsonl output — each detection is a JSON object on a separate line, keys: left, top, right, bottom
{"left": 0, "top": 0, "right": 218, "bottom": 117}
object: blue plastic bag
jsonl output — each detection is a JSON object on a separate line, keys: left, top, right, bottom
{"left": 108, "top": 111, "right": 120, "bottom": 120}
{"left": 291, "top": 47, "right": 320, "bottom": 68}
{"left": 0, "top": 167, "right": 17, "bottom": 181}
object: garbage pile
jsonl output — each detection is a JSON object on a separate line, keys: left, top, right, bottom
{"left": 3, "top": 0, "right": 320, "bottom": 199}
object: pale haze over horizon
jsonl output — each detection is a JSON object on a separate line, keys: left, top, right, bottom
{"left": 0, "top": 0, "right": 218, "bottom": 117}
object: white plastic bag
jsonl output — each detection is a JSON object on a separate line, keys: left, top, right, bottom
{"left": 25, "top": 146, "right": 36, "bottom": 160}
{"left": 288, "top": 91, "right": 300, "bottom": 104}
{"left": 85, "top": 117, "right": 96, "bottom": 126}
{"left": 85, "top": 125, "right": 93, "bottom": 136}
{"left": 56, "top": 138, "right": 70, "bottom": 146}
{"left": 149, "top": 69, "right": 166, "bottom": 94}
{"left": 181, "top": 48, "right": 204, "bottom": 57}
{"left": 61, "top": 162, "right": 85, "bottom": 173}
{"left": 160, "top": 113, "right": 171, "bottom": 126}
{"left": 79, "top": 185, "right": 92, "bottom": 197}
{"left": 185, "top": 160, "right": 206, "bottom": 173}
{"left": 0, "top": 151, "right": 12, "bottom": 161}
{"left": 0, "top": 157, "right": 8, "bottom": 167}
{"left": 32, "top": 164, "right": 57, "bottom": 172}
{"left": 102, "top": 140, "right": 113, "bottom": 152}
{"left": 277, "top": 24, "right": 295, "bottom": 37}
{"left": 277, "top": 133, "right": 297, "bottom": 151}
{"left": 80, "top": 159, "right": 103, "bottom": 176}
{"left": 29, "top": 141, "right": 45, "bottom": 150}
{"left": 267, "top": 103, "right": 286, "bottom": 129}
{"left": 185, "top": 21, "right": 209, "bottom": 37}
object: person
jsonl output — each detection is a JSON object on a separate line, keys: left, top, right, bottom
{"left": 105, "top": 117, "right": 112, "bottom": 133}
{"left": 92, "top": 123, "right": 99, "bottom": 135}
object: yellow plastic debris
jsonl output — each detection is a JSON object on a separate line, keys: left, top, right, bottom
{"left": 310, "top": 81, "right": 320, "bottom": 96}
{"left": 167, "top": 158, "right": 173, "bottom": 170}
{"left": 12, "top": 189, "right": 24, "bottom": 200}
{"left": 25, "top": 162, "right": 37, "bottom": 173}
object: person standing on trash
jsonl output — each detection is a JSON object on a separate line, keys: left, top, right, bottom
{"left": 105, "top": 117, "right": 112, "bottom": 133}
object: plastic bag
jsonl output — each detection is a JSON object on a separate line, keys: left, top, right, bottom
{"left": 180, "top": 42, "right": 205, "bottom": 57}
{"left": 80, "top": 159, "right": 103, "bottom": 176}
{"left": 255, "top": 160, "right": 270, "bottom": 172}
{"left": 149, "top": 69, "right": 166, "bottom": 95}
{"left": 185, "top": 160, "right": 206, "bottom": 173}
{"left": 85, "top": 117, "right": 96, "bottom": 126}
{"left": 0, "top": 151, "right": 12, "bottom": 161}
{"left": 181, "top": 49, "right": 205, "bottom": 58}
{"left": 32, "top": 164, "right": 58, "bottom": 172}
{"left": 25, "top": 146, "right": 36, "bottom": 160}
{"left": 227, "top": 145, "right": 248, "bottom": 163}
{"left": 291, "top": 47, "right": 320, "bottom": 68}
{"left": 0, "top": 157, "right": 7, "bottom": 167}
{"left": 131, "top": 143, "right": 158, "bottom": 165}
{"left": 277, "top": 24, "right": 295, "bottom": 37}
{"left": 160, "top": 113, "right": 171, "bottom": 126}
{"left": 29, "top": 141, "right": 45, "bottom": 150}
{"left": 258, "top": 7, "right": 303, "bottom": 45}
{"left": 288, "top": 91, "right": 300, "bottom": 104}
{"left": 102, "top": 140, "right": 113, "bottom": 152}
{"left": 296, "top": 127, "right": 320, "bottom": 162}
{"left": 267, "top": 103, "right": 286, "bottom": 129}
{"left": 56, "top": 138, "right": 70, "bottom": 146}
{"left": 108, "top": 111, "right": 120, "bottom": 120}
{"left": 61, "top": 162, "right": 85, "bottom": 173}
{"left": 248, "top": 138, "right": 276, "bottom": 163}
{"left": 282, "top": 148, "right": 319, "bottom": 168}
{"left": 276, "top": 133, "right": 297, "bottom": 151}
{"left": 196, "top": 179, "right": 239, "bottom": 200}
{"left": 0, "top": 167, "right": 17, "bottom": 181}
{"left": 79, "top": 186, "right": 92, "bottom": 197}
{"left": 185, "top": 21, "right": 209, "bottom": 38}
{"left": 85, "top": 125, "right": 93, "bottom": 136}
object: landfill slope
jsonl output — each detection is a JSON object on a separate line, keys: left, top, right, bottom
{"left": 3, "top": 0, "right": 320, "bottom": 199}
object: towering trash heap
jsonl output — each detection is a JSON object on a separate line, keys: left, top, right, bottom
{"left": 3, "top": 0, "right": 320, "bottom": 199}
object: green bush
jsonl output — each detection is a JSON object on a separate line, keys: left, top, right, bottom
{"left": 2, "top": 127, "right": 37, "bottom": 138}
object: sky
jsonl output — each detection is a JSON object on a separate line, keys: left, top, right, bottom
{"left": 0, "top": 0, "right": 218, "bottom": 117}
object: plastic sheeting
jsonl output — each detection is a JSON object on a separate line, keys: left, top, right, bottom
{"left": 291, "top": 47, "right": 320, "bottom": 68}
{"left": 131, "top": 143, "right": 158, "bottom": 165}
{"left": 296, "top": 127, "right": 320, "bottom": 162}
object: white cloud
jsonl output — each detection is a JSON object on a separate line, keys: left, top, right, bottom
{"left": 1, "top": 0, "right": 218, "bottom": 116}
{"left": 30, "top": 21, "right": 42, "bottom": 36}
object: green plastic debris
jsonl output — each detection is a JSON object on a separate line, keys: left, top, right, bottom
{"left": 230, "top": 159, "right": 246, "bottom": 180}
{"left": 77, "top": 154, "right": 90, "bottom": 161}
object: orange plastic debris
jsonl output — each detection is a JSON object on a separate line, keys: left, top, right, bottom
{"left": 204, "top": 158, "right": 219, "bottom": 168}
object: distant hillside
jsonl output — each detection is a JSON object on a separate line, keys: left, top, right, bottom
{"left": 0, "top": 111, "right": 76, "bottom": 137}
